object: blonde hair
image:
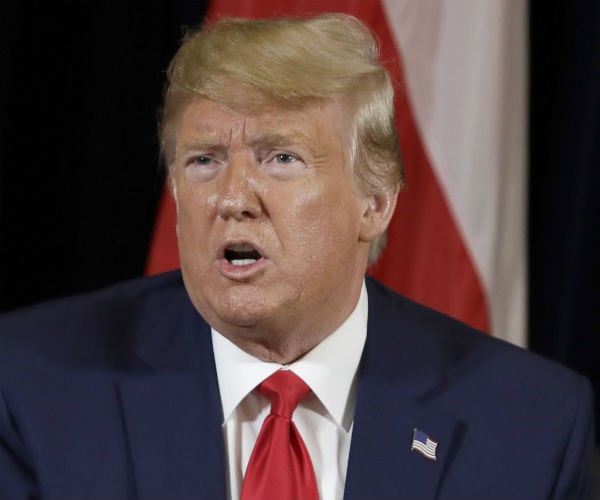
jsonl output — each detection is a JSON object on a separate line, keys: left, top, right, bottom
{"left": 160, "top": 13, "right": 403, "bottom": 262}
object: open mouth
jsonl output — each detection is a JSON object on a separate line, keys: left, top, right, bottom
{"left": 224, "top": 243, "right": 263, "bottom": 266}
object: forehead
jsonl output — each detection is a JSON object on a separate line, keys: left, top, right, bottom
{"left": 176, "top": 96, "right": 350, "bottom": 149}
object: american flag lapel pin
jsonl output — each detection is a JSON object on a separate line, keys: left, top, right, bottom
{"left": 411, "top": 428, "right": 438, "bottom": 461}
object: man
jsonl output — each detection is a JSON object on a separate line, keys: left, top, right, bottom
{"left": 0, "top": 13, "right": 594, "bottom": 500}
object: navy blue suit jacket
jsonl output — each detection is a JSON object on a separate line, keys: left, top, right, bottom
{"left": 0, "top": 271, "right": 594, "bottom": 499}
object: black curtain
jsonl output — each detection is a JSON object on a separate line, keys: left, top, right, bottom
{"left": 0, "top": 1, "right": 208, "bottom": 310}
{"left": 1, "top": 1, "right": 598, "bottom": 441}
{"left": 529, "top": 0, "right": 600, "bottom": 444}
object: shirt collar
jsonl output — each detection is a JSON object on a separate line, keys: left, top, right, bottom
{"left": 211, "top": 281, "right": 368, "bottom": 432}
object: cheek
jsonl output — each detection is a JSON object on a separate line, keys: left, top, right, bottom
{"left": 279, "top": 181, "right": 361, "bottom": 255}
{"left": 175, "top": 179, "right": 211, "bottom": 219}
{"left": 173, "top": 185, "right": 213, "bottom": 248}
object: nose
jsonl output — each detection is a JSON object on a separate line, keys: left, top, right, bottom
{"left": 214, "top": 153, "right": 263, "bottom": 220}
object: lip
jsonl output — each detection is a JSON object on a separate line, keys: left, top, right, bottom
{"left": 216, "top": 239, "right": 270, "bottom": 280}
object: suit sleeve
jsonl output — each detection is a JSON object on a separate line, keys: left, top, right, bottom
{"left": 0, "top": 387, "right": 39, "bottom": 499}
{"left": 551, "top": 375, "right": 596, "bottom": 500}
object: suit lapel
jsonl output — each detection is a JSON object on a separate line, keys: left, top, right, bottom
{"left": 118, "top": 281, "right": 226, "bottom": 499}
{"left": 344, "top": 375, "right": 460, "bottom": 500}
{"left": 344, "top": 279, "right": 465, "bottom": 499}
{"left": 119, "top": 373, "right": 226, "bottom": 499}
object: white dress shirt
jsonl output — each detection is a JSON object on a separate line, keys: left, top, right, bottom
{"left": 211, "top": 282, "right": 368, "bottom": 500}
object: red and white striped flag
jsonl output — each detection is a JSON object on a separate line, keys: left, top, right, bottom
{"left": 146, "top": 0, "right": 527, "bottom": 346}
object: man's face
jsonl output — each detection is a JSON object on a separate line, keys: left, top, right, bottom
{"left": 172, "top": 96, "right": 385, "bottom": 360}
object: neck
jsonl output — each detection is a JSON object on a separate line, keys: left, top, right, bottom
{"left": 218, "top": 325, "right": 330, "bottom": 364}
{"left": 216, "top": 281, "right": 365, "bottom": 364}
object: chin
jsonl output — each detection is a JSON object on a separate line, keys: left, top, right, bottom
{"left": 207, "top": 291, "right": 276, "bottom": 330}
{"left": 191, "top": 280, "right": 296, "bottom": 334}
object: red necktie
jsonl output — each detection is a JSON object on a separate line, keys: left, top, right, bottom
{"left": 240, "top": 370, "right": 319, "bottom": 500}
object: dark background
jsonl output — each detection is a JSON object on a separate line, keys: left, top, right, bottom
{"left": 1, "top": 1, "right": 598, "bottom": 445}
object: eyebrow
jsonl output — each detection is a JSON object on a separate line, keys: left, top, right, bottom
{"left": 250, "top": 131, "right": 299, "bottom": 146}
{"left": 174, "top": 137, "right": 226, "bottom": 164}
{"left": 249, "top": 131, "right": 320, "bottom": 156}
{"left": 178, "top": 130, "right": 319, "bottom": 153}
{"left": 177, "top": 138, "right": 221, "bottom": 151}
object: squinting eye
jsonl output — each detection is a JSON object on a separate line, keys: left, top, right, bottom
{"left": 275, "top": 153, "right": 296, "bottom": 164}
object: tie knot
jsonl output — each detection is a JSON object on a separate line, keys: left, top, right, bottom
{"left": 258, "top": 370, "right": 311, "bottom": 419}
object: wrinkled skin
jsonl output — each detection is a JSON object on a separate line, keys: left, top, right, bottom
{"left": 171, "top": 96, "right": 397, "bottom": 363}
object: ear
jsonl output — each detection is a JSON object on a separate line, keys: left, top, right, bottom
{"left": 358, "top": 187, "right": 399, "bottom": 243}
{"left": 168, "top": 175, "right": 181, "bottom": 241}
{"left": 169, "top": 174, "right": 179, "bottom": 206}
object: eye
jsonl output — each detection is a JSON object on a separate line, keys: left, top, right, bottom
{"left": 192, "top": 156, "right": 214, "bottom": 165}
{"left": 261, "top": 150, "right": 305, "bottom": 179}
{"left": 183, "top": 154, "right": 222, "bottom": 182}
{"left": 264, "top": 151, "right": 303, "bottom": 167}
{"left": 275, "top": 153, "right": 297, "bottom": 164}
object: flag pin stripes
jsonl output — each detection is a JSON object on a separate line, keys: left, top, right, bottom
{"left": 411, "top": 428, "right": 438, "bottom": 460}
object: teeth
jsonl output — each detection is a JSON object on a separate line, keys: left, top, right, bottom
{"left": 231, "top": 259, "right": 257, "bottom": 266}
{"left": 225, "top": 244, "right": 262, "bottom": 265}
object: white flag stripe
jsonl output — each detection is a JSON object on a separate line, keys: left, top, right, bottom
{"left": 412, "top": 441, "right": 437, "bottom": 459}
{"left": 382, "top": 0, "right": 528, "bottom": 345}
{"left": 413, "top": 442, "right": 437, "bottom": 453}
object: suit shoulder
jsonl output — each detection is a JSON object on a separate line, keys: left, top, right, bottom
{"left": 365, "top": 278, "right": 593, "bottom": 462}
{"left": 365, "top": 277, "right": 586, "bottom": 391}
{"left": 0, "top": 271, "right": 186, "bottom": 366}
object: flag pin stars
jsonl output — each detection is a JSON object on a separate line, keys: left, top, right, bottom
{"left": 411, "top": 428, "right": 438, "bottom": 461}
